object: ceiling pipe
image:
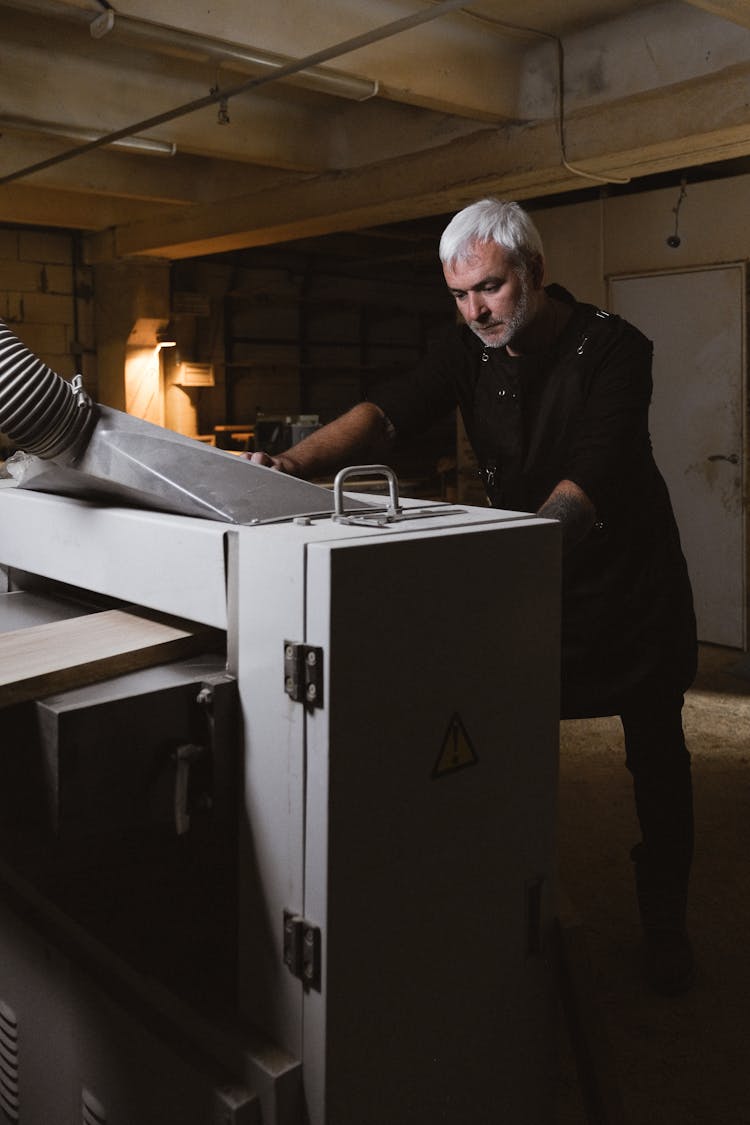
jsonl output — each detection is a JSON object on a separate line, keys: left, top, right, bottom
{"left": 91, "top": 10, "right": 380, "bottom": 102}
{"left": 1, "top": 0, "right": 378, "bottom": 101}
{"left": 0, "top": 0, "right": 471, "bottom": 189}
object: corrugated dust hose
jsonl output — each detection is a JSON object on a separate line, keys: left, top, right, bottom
{"left": 0, "top": 320, "right": 94, "bottom": 460}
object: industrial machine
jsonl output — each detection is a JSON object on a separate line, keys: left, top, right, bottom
{"left": 0, "top": 322, "right": 561, "bottom": 1124}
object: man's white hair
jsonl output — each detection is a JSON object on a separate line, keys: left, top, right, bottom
{"left": 439, "top": 198, "right": 544, "bottom": 274}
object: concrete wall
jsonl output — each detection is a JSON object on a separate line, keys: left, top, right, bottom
{"left": 534, "top": 172, "right": 750, "bottom": 648}
{"left": 534, "top": 171, "right": 750, "bottom": 305}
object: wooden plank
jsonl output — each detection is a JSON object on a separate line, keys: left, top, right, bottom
{"left": 0, "top": 590, "right": 97, "bottom": 635}
{"left": 0, "top": 609, "right": 223, "bottom": 709}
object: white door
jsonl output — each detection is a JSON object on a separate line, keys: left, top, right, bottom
{"left": 610, "top": 266, "right": 746, "bottom": 649}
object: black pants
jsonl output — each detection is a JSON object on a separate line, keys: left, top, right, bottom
{"left": 619, "top": 679, "right": 694, "bottom": 895}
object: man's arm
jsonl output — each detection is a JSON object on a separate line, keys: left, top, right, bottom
{"left": 537, "top": 478, "right": 596, "bottom": 552}
{"left": 246, "top": 401, "right": 393, "bottom": 479}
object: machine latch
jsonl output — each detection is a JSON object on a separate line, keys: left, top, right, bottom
{"left": 284, "top": 642, "right": 324, "bottom": 708}
{"left": 283, "top": 910, "right": 322, "bottom": 991}
{"left": 172, "top": 742, "right": 207, "bottom": 837}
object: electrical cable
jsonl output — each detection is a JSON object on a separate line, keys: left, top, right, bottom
{"left": 448, "top": 5, "right": 631, "bottom": 185}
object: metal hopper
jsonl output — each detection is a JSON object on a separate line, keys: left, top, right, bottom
{"left": 0, "top": 320, "right": 372, "bottom": 524}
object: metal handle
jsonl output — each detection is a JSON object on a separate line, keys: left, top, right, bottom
{"left": 707, "top": 453, "right": 740, "bottom": 464}
{"left": 172, "top": 742, "right": 205, "bottom": 836}
{"left": 333, "top": 464, "right": 400, "bottom": 519}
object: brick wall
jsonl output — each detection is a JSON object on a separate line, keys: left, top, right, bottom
{"left": 0, "top": 226, "right": 96, "bottom": 389}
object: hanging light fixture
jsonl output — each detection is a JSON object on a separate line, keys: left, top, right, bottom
{"left": 0, "top": 114, "right": 176, "bottom": 157}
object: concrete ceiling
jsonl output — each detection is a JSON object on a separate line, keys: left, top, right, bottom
{"left": 1, "top": 0, "right": 750, "bottom": 263}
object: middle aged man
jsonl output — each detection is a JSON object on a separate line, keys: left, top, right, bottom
{"left": 249, "top": 198, "right": 698, "bottom": 995}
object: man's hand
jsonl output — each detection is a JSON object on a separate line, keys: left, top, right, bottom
{"left": 242, "top": 402, "right": 391, "bottom": 481}
{"left": 244, "top": 450, "right": 294, "bottom": 473}
{"left": 246, "top": 451, "right": 275, "bottom": 467}
{"left": 537, "top": 478, "right": 596, "bottom": 552}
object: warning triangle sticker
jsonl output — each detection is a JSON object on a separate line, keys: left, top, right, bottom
{"left": 432, "top": 713, "right": 478, "bottom": 779}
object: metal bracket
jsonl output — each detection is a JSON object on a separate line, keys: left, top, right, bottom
{"left": 71, "top": 372, "right": 92, "bottom": 411}
{"left": 90, "top": 8, "right": 115, "bottom": 38}
{"left": 284, "top": 641, "right": 323, "bottom": 708}
{"left": 283, "top": 911, "right": 322, "bottom": 991}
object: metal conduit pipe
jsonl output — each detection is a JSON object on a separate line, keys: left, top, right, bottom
{"left": 2, "top": 0, "right": 378, "bottom": 101}
{"left": 0, "top": 0, "right": 470, "bottom": 189}
{"left": 99, "top": 12, "right": 379, "bottom": 102}
{"left": 0, "top": 320, "right": 94, "bottom": 460}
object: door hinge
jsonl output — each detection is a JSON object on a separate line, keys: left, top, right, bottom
{"left": 283, "top": 911, "right": 322, "bottom": 991}
{"left": 284, "top": 641, "right": 324, "bottom": 708}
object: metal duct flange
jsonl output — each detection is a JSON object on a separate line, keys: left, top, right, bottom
{"left": 0, "top": 320, "right": 94, "bottom": 459}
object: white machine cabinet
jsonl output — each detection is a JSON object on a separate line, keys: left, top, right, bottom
{"left": 0, "top": 483, "right": 560, "bottom": 1125}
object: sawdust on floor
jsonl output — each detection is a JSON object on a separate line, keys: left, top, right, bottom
{"left": 556, "top": 644, "right": 750, "bottom": 1125}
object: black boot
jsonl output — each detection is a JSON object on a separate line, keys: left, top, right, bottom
{"left": 630, "top": 842, "right": 694, "bottom": 995}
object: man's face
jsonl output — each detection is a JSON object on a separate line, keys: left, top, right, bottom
{"left": 443, "top": 240, "right": 534, "bottom": 349}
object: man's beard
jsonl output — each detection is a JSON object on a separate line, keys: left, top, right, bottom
{"left": 469, "top": 275, "right": 531, "bottom": 349}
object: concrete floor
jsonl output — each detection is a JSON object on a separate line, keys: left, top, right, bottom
{"left": 557, "top": 644, "right": 750, "bottom": 1125}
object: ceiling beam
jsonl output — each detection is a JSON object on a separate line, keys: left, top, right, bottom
{"left": 0, "top": 134, "right": 299, "bottom": 211}
{"left": 681, "top": 0, "right": 750, "bottom": 31}
{"left": 83, "top": 61, "right": 750, "bottom": 262}
{"left": 80, "top": 0, "right": 524, "bottom": 120}
{"left": 0, "top": 184, "right": 181, "bottom": 230}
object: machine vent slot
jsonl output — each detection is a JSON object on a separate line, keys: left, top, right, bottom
{"left": 82, "top": 1087, "right": 107, "bottom": 1125}
{"left": 0, "top": 1000, "right": 19, "bottom": 1123}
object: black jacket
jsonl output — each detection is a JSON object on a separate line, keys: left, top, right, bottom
{"left": 371, "top": 286, "right": 697, "bottom": 717}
